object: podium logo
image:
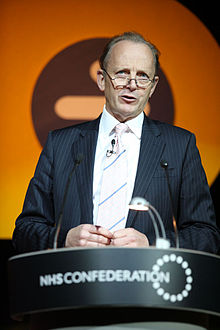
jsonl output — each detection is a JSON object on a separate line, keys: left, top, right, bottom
{"left": 39, "top": 269, "right": 170, "bottom": 286}
{"left": 38, "top": 254, "right": 193, "bottom": 304}
{"left": 152, "top": 254, "right": 193, "bottom": 303}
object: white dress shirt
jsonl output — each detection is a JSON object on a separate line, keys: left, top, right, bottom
{"left": 93, "top": 106, "right": 144, "bottom": 226}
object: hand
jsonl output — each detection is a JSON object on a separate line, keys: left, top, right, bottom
{"left": 65, "top": 224, "right": 113, "bottom": 247}
{"left": 110, "top": 228, "right": 149, "bottom": 247}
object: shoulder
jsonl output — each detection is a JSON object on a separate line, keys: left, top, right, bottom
{"left": 144, "top": 116, "right": 194, "bottom": 141}
{"left": 47, "top": 116, "right": 101, "bottom": 144}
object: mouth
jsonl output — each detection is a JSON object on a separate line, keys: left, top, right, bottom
{"left": 120, "top": 94, "right": 137, "bottom": 103}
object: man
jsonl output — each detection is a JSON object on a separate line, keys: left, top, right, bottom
{"left": 12, "top": 32, "right": 220, "bottom": 253}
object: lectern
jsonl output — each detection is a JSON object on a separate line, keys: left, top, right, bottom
{"left": 8, "top": 247, "right": 220, "bottom": 329}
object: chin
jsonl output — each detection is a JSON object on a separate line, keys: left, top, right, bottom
{"left": 120, "top": 107, "right": 140, "bottom": 119}
{"left": 116, "top": 111, "right": 138, "bottom": 122}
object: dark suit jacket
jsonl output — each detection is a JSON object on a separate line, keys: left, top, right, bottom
{"left": 13, "top": 115, "right": 220, "bottom": 253}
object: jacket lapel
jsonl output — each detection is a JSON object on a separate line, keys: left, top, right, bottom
{"left": 72, "top": 117, "right": 100, "bottom": 224}
{"left": 126, "top": 116, "right": 165, "bottom": 228}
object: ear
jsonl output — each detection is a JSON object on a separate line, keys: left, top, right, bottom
{"left": 149, "top": 76, "right": 159, "bottom": 98}
{"left": 97, "top": 69, "right": 105, "bottom": 92}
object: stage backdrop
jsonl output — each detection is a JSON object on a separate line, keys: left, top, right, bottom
{"left": 0, "top": 0, "right": 219, "bottom": 239}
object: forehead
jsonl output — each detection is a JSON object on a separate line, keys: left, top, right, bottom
{"left": 106, "top": 40, "right": 155, "bottom": 73}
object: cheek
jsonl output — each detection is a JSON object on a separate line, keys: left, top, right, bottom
{"left": 104, "top": 88, "right": 119, "bottom": 107}
{"left": 108, "top": 90, "right": 119, "bottom": 102}
{"left": 139, "top": 91, "right": 151, "bottom": 103}
{"left": 104, "top": 83, "right": 117, "bottom": 99}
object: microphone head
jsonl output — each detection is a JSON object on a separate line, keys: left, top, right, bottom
{"left": 111, "top": 139, "right": 116, "bottom": 146}
{"left": 160, "top": 160, "right": 168, "bottom": 169}
{"left": 156, "top": 238, "right": 170, "bottom": 249}
{"left": 76, "top": 153, "right": 84, "bottom": 164}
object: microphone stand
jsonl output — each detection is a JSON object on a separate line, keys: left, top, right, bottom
{"left": 53, "top": 154, "right": 83, "bottom": 249}
{"left": 160, "top": 160, "right": 179, "bottom": 248}
{"left": 129, "top": 197, "right": 170, "bottom": 249}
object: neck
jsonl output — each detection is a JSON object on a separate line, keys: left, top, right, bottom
{"left": 106, "top": 108, "right": 140, "bottom": 123}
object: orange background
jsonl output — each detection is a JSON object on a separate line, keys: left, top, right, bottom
{"left": 0, "top": 0, "right": 219, "bottom": 238}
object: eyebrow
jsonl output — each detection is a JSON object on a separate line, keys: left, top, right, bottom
{"left": 115, "top": 68, "right": 150, "bottom": 78}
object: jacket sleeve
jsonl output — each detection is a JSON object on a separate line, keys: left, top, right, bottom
{"left": 168, "top": 133, "right": 220, "bottom": 253}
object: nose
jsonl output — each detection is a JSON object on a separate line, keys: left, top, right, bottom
{"left": 127, "top": 78, "right": 137, "bottom": 90}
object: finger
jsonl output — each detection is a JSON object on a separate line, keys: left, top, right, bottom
{"left": 86, "top": 232, "right": 112, "bottom": 245}
{"left": 110, "top": 236, "right": 130, "bottom": 246}
{"left": 95, "top": 226, "right": 113, "bottom": 239}
{"left": 79, "top": 224, "right": 98, "bottom": 233}
{"left": 78, "top": 238, "right": 111, "bottom": 247}
{"left": 112, "top": 228, "right": 134, "bottom": 238}
{"left": 65, "top": 224, "right": 113, "bottom": 247}
{"left": 83, "top": 224, "right": 112, "bottom": 238}
{"left": 111, "top": 229, "right": 149, "bottom": 247}
{"left": 77, "top": 226, "right": 110, "bottom": 244}
{"left": 65, "top": 225, "right": 104, "bottom": 247}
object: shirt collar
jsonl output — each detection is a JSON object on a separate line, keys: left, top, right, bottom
{"left": 100, "top": 105, "right": 144, "bottom": 139}
{"left": 126, "top": 111, "right": 144, "bottom": 139}
{"left": 100, "top": 105, "right": 119, "bottom": 138}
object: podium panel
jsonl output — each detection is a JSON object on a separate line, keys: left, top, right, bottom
{"left": 8, "top": 247, "right": 220, "bottom": 329}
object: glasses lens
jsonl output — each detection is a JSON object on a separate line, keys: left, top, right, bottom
{"left": 114, "top": 77, "right": 128, "bottom": 87}
{"left": 114, "top": 77, "right": 150, "bottom": 88}
{"left": 136, "top": 79, "right": 150, "bottom": 87}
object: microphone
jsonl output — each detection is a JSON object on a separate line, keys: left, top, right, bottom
{"left": 160, "top": 160, "right": 179, "bottom": 248}
{"left": 53, "top": 154, "right": 84, "bottom": 249}
{"left": 106, "top": 139, "right": 116, "bottom": 157}
{"left": 129, "top": 197, "right": 170, "bottom": 249}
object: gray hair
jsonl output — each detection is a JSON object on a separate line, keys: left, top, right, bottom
{"left": 99, "top": 31, "right": 160, "bottom": 75}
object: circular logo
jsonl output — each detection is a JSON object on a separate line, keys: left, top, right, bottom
{"left": 152, "top": 254, "right": 193, "bottom": 303}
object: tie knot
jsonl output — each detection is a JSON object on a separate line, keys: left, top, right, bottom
{"left": 115, "top": 123, "right": 128, "bottom": 136}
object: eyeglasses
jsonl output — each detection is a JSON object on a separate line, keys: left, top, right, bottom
{"left": 102, "top": 69, "right": 154, "bottom": 89}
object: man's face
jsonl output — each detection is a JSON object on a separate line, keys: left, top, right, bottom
{"left": 97, "top": 40, "right": 159, "bottom": 122}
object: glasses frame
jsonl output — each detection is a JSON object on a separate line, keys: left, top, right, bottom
{"left": 102, "top": 68, "right": 155, "bottom": 89}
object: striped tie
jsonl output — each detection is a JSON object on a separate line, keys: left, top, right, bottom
{"left": 96, "top": 123, "right": 128, "bottom": 232}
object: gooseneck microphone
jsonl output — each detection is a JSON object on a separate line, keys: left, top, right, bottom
{"left": 160, "top": 160, "right": 179, "bottom": 248}
{"left": 106, "top": 139, "right": 116, "bottom": 157}
{"left": 53, "top": 154, "right": 84, "bottom": 249}
{"left": 129, "top": 197, "right": 170, "bottom": 249}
